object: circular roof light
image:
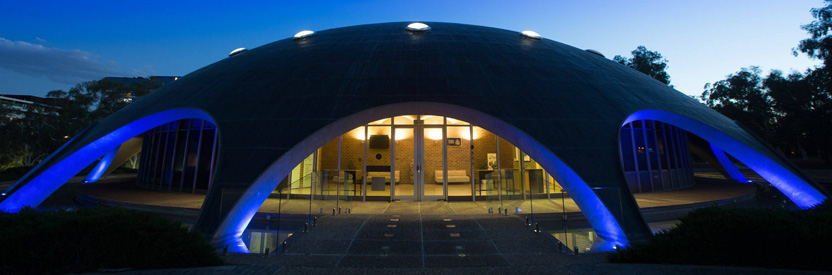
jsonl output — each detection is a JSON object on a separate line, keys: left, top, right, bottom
{"left": 293, "top": 30, "right": 315, "bottom": 40}
{"left": 406, "top": 22, "right": 431, "bottom": 32}
{"left": 228, "top": 48, "right": 247, "bottom": 57}
{"left": 586, "top": 49, "right": 605, "bottom": 58}
{"left": 520, "top": 30, "right": 541, "bottom": 40}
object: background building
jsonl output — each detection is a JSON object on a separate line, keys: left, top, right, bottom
{"left": 0, "top": 94, "right": 66, "bottom": 122}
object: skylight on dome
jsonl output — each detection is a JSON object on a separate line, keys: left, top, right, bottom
{"left": 406, "top": 22, "right": 431, "bottom": 32}
{"left": 521, "top": 30, "right": 541, "bottom": 40}
{"left": 293, "top": 30, "right": 315, "bottom": 39}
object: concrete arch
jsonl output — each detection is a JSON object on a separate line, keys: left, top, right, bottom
{"left": 0, "top": 108, "right": 217, "bottom": 212}
{"left": 623, "top": 109, "right": 827, "bottom": 209}
{"left": 212, "top": 102, "right": 630, "bottom": 253}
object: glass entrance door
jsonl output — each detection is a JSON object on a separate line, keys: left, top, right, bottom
{"left": 421, "top": 123, "right": 446, "bottom": 201}
{"left": 393, "top": 127, "right": 416, "bottom": 201}
{"left": 392, "top": 119, "right": 447, "bottom": 201}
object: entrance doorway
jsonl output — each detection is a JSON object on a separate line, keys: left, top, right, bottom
{"left": 392, "top": 120, "right": 446, "bottom": 201}
{"left": 277, "top": 115, "right": 562, "bottom": 203}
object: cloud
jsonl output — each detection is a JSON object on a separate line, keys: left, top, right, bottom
{"left": 0, "top": 37, "right": 122, "bottom": 84}
{"left": 35, "top": 37, "right": 46, "bottom": 43}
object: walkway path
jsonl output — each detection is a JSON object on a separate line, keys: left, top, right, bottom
{"left": 100, "top": 213, "right": 826, "bottom": 274}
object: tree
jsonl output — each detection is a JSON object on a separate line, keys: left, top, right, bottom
{"left": 614, "top": 46, "right": 672, "bottom": 85}
{"left": 763, "top": 70, "right": 813, "bottom": 158}
{"left": 0, "top": 99, "right": 62, "bottom": 168}
{"left": 796, "top": 0, "right": 832, "bottom": 69}
{"left": 0, "top": 77, "right": 161, "bottom": 169}
{"left": 700, "top": 67, "right": 774, "bottom": 139}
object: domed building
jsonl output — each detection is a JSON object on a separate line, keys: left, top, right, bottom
{"left": 0, "top": 22, "right": 826, "bottom": 252}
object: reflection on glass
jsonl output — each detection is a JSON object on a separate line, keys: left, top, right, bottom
{"left": 318, "top": 138, "right": 339, "bottom": 197}
{"left": 474, "top": 127, "right": 501, "bottom": 210}
{"left": 289, "top": 153, "right": 314, "bottom": 195}
{"left": 547, "top": 220, "right": 680, "bottom": 253}
{"left": 241, "top": 215, "right": 307, "bottom": 254}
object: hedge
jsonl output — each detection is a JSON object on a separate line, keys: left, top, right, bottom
{"left": 0, "top": 207, "right": 223, "bottom": 274}
{"left": 609, "top": 202, "right": 832, "bottom": 271}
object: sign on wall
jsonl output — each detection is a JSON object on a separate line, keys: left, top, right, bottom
{"left": 447, "top": 138, "right": 462, "bottom": 147}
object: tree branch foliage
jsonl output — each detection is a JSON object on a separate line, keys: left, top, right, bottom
{"left": 614, "top": 45, "right": 671, "bottom": 85}
{"left": 702, "top": 0, "right": 832, "bottom": 162}
{"left": 0, "top": 78, "right": 160, "bottom": 169}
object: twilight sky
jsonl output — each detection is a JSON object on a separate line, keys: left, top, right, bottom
{"left": 0, "top": 0, "right": 823, "bottom": 97}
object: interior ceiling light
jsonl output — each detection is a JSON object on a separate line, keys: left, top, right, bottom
{"left": 293, "top": 30, "right": 315, "bottom": 40}
{"left": 406, "top": 22, "right": 431, "bottom": 32}
{"left": 586, "top": 49, "right": 605, "bottom": 58}
{"left": 228, "top": 48, "right": 247, "bottom": 57}
{"left": 520, "top": 30, "right": 541, "bottom": 40}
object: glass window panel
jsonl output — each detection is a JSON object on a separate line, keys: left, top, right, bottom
{"left": 341, "top": 128, "right": 364, "bottom": 197}
{"left": 393, "top": 115, "right": 416, "bottom": 125}
{"left": 633, "top": 123, "right": 647, "bottom": 172}
{"left": 394, "top": 128, "right": 415, "bottom": 198}
{"left": 172, "top": 126, "right": 188, "bottom": 188}
{"left": 524, "top": 153, "right": 545, "bottom": 196}
{"left": 366, "top": 126, "right": 391, "bottom": 197}
{"left": 499, "top": 138, "right": 521, "bottom": 198}
{"left": 195, "top": 129, "right": 216, "bottom": 190}
{"left": 318, "top": 138, "right": 340, "bottom": 197}
{"left": 190, "top": 119, "right": 203, "bottom": 129}
{"left": 423, "top": 127, "right": 445, "bottom": 197}
{"left": 446, "top": 126, "right": 472, "bottom": 197}
{"left": 645, "top": 122, "right": 659, "bottom": 170}
{"left": 183, "top": 127, "right": 200, "bottom": 189}
{"left": 669, "top": 125, "right": 681, "bottom": 169}
{"left": 422, "top": 115, "right": 444, "bottom": 125}
{"left": 620, "top": 124, "right": 635, "bottom": 171}
{"left": 656, "top": 122, "right": 669, "bottom": 169}
{"left": 473, "top": 127, "right": 499, "bottom": 201}
{"left": 445, "top": 117, "right": 469, "bottom": 125}
{"left": 368, "top": 117, "right": 391, "bottom": 125}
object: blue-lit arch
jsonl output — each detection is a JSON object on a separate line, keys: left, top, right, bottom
{"left": 623, "top": 109, "right": 826, "bottom": 209}
{"left": 709, "top": 143, "right": 750, "bottom": 183}
{"left": 0, "top": 108, "right": 216, "bottom": 212}
{"left": 84, "top": 145, "right": 121, "bottom": 183}
{"left": 211, "top": 102, "right": 630, "bottom": 253}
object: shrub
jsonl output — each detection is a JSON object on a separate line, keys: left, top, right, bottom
{"left": 0, "top": 207, "right": 222, "bottom": 274}
{"left": 609, "top": 201, "right": 832, "bottom": 271}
